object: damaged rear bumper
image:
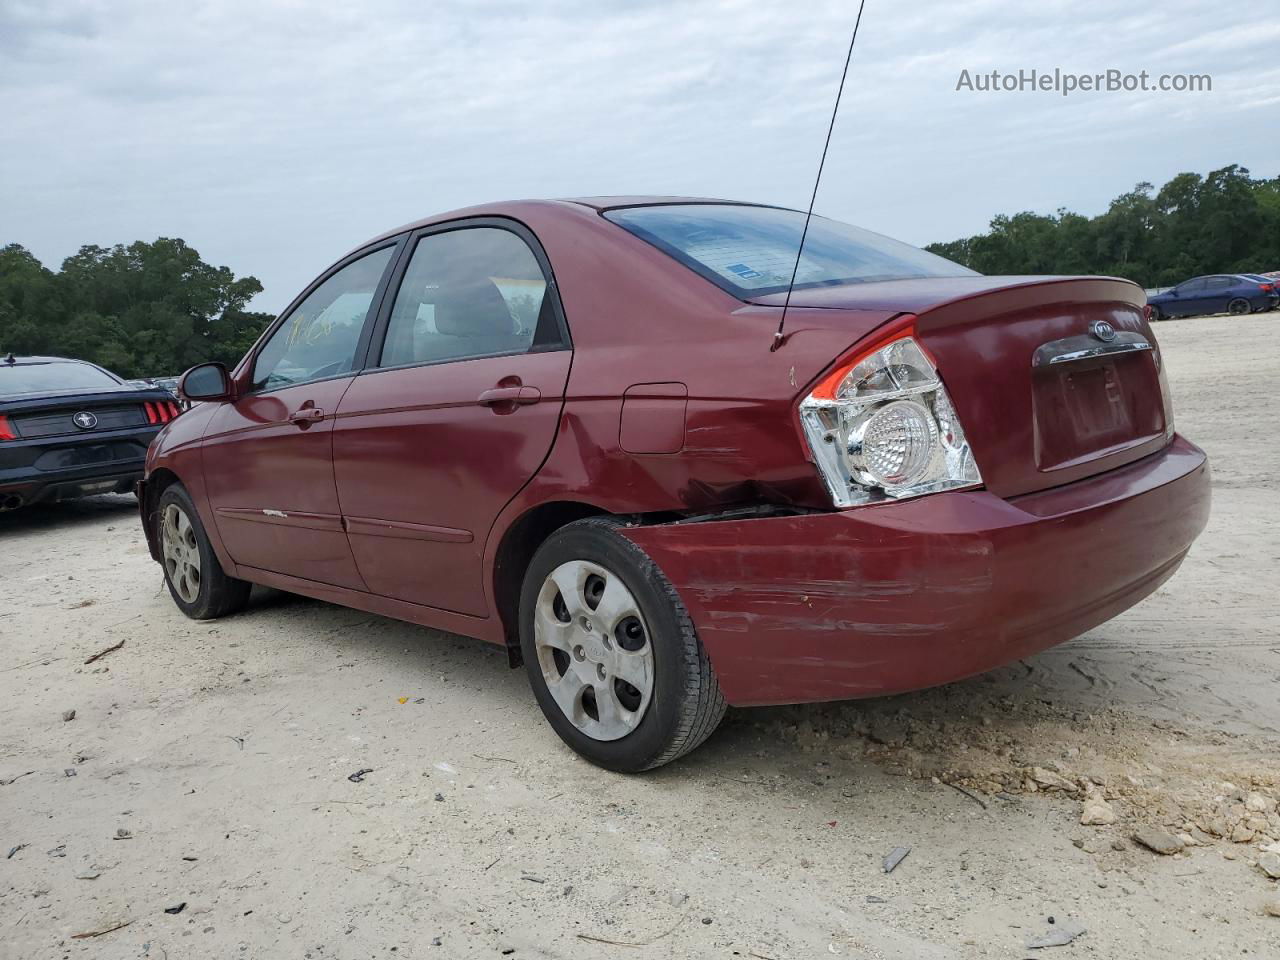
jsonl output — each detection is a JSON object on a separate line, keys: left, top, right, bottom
{"left": 621, "top": 435, "right": 1210, "bottom": 707}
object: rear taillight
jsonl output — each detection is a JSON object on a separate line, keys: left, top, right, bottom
{"left": 144, "top": 400, "right": 181, "bottom": 425}
{"left": 1260, "top": 283, "right": 1274, "bottom": 292}
{"left": 798, "top": 317, "right": 982, "bottom": 507}
{"left": 0, "top": 415, "right": 14, "bottom": 441}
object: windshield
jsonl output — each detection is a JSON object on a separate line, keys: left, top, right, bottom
{"left": 605, "top": 203, "right": 977, "bottom": 298}
{"left": 0, "top": 361, "right": 122, "bottom": 397}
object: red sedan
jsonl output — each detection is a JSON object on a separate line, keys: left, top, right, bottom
{"left": 138, "top": 198, "right": 1210, "bottom": 772}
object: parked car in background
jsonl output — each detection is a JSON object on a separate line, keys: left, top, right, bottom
{"left": 1147, "top": 274, "right": 1277, "bottom": 320}
{"left": 138, "top": 198, "right": 1210, "bottom": 772}
{"left": 1, "top": 355, "right": 181, "bottom": 511}
{"left": 128, "top": 375, "right": 183, "bottom": 397}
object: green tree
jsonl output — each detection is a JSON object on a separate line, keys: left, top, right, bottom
{"left": 0, "top": 238, "right": 268, "bottom": 378}
{"left": 926, "top": 165, "right": 1279, "bottom": 287}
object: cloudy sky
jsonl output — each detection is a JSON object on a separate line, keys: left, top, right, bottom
{"left": 3, "top": 0, "right": 1277, "bottom": 310}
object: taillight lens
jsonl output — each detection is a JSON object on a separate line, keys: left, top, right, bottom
{"left": 1261, "top": 283, "right": 1274, "bottom": 292}
{"left": 799, "top": 326, "right": 982, "bottom": 507}
{"left": 144, "top": 400, "right": 181, "bottom": 425}
{"left": 0, "top": 415, "right": 14, "bottom": 441}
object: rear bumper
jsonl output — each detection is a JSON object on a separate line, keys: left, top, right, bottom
{"left": 0, "top": 425, "right": 159, "bottom": 508}
{"left": 622, "top": 435, "right": 1210, "bottom": 707}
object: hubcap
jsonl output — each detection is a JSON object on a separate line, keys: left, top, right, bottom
{"left": 161, "top": 503, "right": 202, "bottom": 604}
{"left": 534, "top": 560, "right": 654, "bottom": 741}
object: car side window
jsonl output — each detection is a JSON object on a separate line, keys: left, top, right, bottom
{"left": 1176, "top": 278, "right": 1205, "bottom": 294}
{"left": 379, "top": 227, "right": 556, "bottom": 368}
{"left": 1205, "top": 277, "right": 1233, "bottom": 289}
{"left": 251, "top": 247, "right": 394, "bottom": 392}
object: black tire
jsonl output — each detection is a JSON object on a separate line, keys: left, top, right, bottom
{"left": 1227, "top": 298, "right": 1250, "bottom": 316}
{"left": 518, "top": 517, "right": 726, "bottom": 772}
{"left": 1148, "top": 304, "right": 1162, "bottom": 322}
{"left": 155, "top": 483, "right": 251, "bottom": 620}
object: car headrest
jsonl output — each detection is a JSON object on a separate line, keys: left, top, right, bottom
{"left": 433, "top": 279, "right": 517, "bottom": 337}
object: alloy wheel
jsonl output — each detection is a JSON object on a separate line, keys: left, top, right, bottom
{"left": 533, "top": 559, "right": 654, "bottom": 741}
{"left": 161, "top": 503, "right": 202, "bottom": 604}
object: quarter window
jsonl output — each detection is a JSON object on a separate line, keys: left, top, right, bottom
{"left": 380, "top": 227, "right": 554, "bottom": 368}
{"left": 251, "top": 247, "right": 394, "bottom": 392}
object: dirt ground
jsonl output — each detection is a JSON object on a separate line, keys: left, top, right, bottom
{"left": 2, "top": 312, "right": 1278, "bottom": 960}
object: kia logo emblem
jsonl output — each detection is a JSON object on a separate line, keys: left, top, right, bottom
{"left": 1090, "top": 320, "right": 1117, "bottom": 342}
{"left": 72, "top": 411, "right": 98, "bottom": 430}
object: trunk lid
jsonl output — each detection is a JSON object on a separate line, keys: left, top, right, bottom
{"left": 1, "top": 390, "right": 173, "bottom": 440}
{"left": 767, "top": 276, "right": 1171, "bottom": 499}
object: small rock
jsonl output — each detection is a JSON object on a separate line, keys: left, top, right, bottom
{"left": 701, "top": 917, "right": 713, "bottom": 925}
{"left": 1257, "top": 853, "right": 1280, "bottom": 880}
{"left": 277, "top": 914, "right": 292, "bottom": 924}
{"left": 61, "top": 709, "right": 76, "bottom": 722}
{"left": 63, "top": 769, "right": 76, "bottom": 778}
{"left": 1132, "top": 827, "right": 1183, "bottom": 856}
{"left": 1031, "top": 767, "right": 1078, "bottom": 792}
{"left": 1026, "top": 923, "right": 1085, "bottom": 948}
{"left": 668, "top": 891, "right": 688, "bottom": 906}
{"left": 431, "top": 937, "right": 442, "bottom": 946}
{"left": 868, "top": 718, "right": 907, "bottom": 747}
{"left": 115, "top": 828, "right": 132, "bottom": 839}
{"left": 1245, "top": 793, "right": 1274, "bottom": 814}
{"left": 1265, "top": 899, "right": 1280, "bottom": 919}
{"left": 1231, "top": 823, "right": 1256, "bottom": 843}
{"left": 434, "top": 792, "right": 444, "bottom": 802}
{"left": 1080, "top": 796, "right": 1117, "bottom": 826}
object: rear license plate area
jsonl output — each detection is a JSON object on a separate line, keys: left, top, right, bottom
{"left": 1032, "top": 354, "right": 1165, "bottom": 472}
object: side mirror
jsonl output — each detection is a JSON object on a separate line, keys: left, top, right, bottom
{"left": 179, "top": 362, "right": 232, "bottom": 402}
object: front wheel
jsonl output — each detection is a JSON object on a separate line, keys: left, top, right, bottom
{"left": 1227, "top": 298, "right": 1251, "bottom": 316}
{"left": 156, "top": 483, "right": 251, "bottom": 620}
{"left": 519, "top": 517, "right": 726, "bottom": 772}
{"left": 1148, "top": 304, "right": 1162, "bottom": 322}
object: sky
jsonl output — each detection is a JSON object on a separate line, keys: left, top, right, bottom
{"left": 2, "top": 0, "right": 1278, "bottom": 311}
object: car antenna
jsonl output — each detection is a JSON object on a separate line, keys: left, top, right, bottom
{"left": 771, "top": 1, "right": 868, "bottom": 353}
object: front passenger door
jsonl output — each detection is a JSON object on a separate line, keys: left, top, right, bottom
{"left": 202, "top": 244, "right": 399, "bottom": 588}
{"left": 332, "top": 222, "right": 572, "bottom": 616}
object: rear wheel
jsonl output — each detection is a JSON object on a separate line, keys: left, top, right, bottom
{"left": 519, "top": 517, "right": 726, "bottom": 772}
{"left": 1227, "top": 298, "right": 1251, "bottom": 316}
{"left": 156, "top": 483, "right": 251, "bottom": 620}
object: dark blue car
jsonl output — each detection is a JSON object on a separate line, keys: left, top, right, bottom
{"left": 1148, "top": 274, "right": 1278, "bottom": 320}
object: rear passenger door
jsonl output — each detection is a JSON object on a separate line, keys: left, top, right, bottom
{"left": 331, "top": 220, "right": 572, "bottom": 616}
{"left": 1199, "top": 276, "right": 1235, "bottom": 314}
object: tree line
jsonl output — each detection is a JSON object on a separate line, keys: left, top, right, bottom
{"left": 0, "top": 238, "right": 272, "bottom": 379}
{"left": 2, "top": 165, "right": 1276, "bottom": 379}
{"left": 925, "top": 164, "right": 1280, "bottom": 287}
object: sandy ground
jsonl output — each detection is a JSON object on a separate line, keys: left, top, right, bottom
{"left": 2, "top": 312, "right": 1278, "bottom": 960}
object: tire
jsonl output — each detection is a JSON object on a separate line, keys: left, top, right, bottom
{"left": 518, "top": 517, "right": 726, "bottom": 772}
{"left": 1227, "top": 298, "right": 1250, "bottom": 316}
{"left": 155, "top": 483, "right": 251, "bottom": 620}
{"left": 1148, "top": 305, "right": 1162, "bottom": 322}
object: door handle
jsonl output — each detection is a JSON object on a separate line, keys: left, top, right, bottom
{"left": 288, "top": 407, "right": 325, "bottom": 425}
{"left": 476, "top": 386, "right": 541, "bottom": 407}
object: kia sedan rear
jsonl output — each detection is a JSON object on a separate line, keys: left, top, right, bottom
{"left": 138, "top": 198, "right": 1210, "bottom": 772}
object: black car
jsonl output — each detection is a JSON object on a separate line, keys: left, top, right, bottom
{"left": 0, "top": 354, "right": 180, "bottom": 512}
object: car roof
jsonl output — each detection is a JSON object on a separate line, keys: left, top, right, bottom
{"left": 2, "top": 355, "right": 95, "bottom": 366}
{"left": 354, "top": 196, "right": 793, "bottom": 254}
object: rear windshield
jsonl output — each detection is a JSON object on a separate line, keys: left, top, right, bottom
{"left": 1, "top": 361, "right": 122, "bottom": 397}
{"left": 604, "top": 203, "right": 977, "bottom": 298}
